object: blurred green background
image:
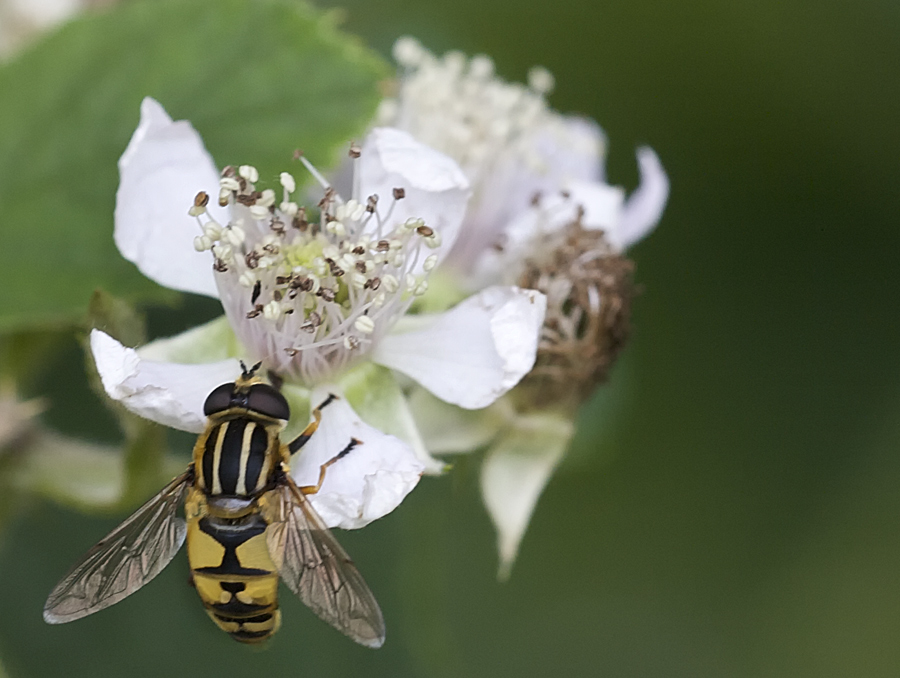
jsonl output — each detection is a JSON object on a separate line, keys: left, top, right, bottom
{"left": 1, "top": 0, "right": 899, "bottom": 676}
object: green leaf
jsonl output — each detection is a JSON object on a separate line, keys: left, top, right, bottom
{"left": 0, "top": 0, "right": 387, "bottom": 331}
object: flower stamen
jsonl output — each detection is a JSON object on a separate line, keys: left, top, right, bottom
{"left": 192, "top": 152, "right": 444, "bottom": 383}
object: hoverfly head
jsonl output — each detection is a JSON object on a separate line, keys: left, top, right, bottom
{"left": 204, "top": 365, "right": 290, "bottom": 422}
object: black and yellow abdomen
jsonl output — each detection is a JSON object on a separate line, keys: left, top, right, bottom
{"left": 186, "top": 404, "right": 289, "bottom": 643}
{"left": 185, "top": 486, "right": 282, "bottom": 643}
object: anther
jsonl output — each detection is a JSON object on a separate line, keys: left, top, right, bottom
{"left": 392, "top": 187, "right": 405, "bottom": 200}
{"left": 263, "top": 300, "right": 282, "bottom": 321}
{"left": 293, "top": 208, "right": 309, "bottom": 231}
{"left": 251, "top": 280, "right": 262, "bottom": 304}
{"left": 291, "top": 276, "right": 314, "bottom": 292}
{"left": 528, "top": 65, "right": 555, "bottom": 94}
{"left": 324, "top": 258, "right": 344, "bottom": 277}
{"left": 193, "top": 235, "right": 212, "bottom": 252}
{"left": 239, "top": 165, "right": 259, "bottom": 183}
{"left": 318, "top": 187, "right": 336, "bottom": 209}
{"left": 416, "top": 225, "right": 434, "bottom": 237}
{"left": 382, "top": 275, "right": 399, "bottom": 293}
{"left": 348, "top": 143, "right": 361, "bottom": 158}
{"left": 354, "top": 316, "right": 375, "bottom": 334}
{"left": 222, "top": 227, "right": 245, "bottom": 247}
{"left": 280, "top": 172, "right": 296, "bottom": 193}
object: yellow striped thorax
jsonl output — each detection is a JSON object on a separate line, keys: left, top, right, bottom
{"left": 192, "top": 371, "right": 290, "bottom": 497}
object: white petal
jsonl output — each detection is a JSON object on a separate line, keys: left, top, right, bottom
{"left": 359, "top": 128, "right": 470, "bottom": 268}
{"left": 407, "top": 387, "right": 511, "bottom": 455}
{"left": 613, "top": 146, "right": 669, "bottom": 250}
{"left": 481, "top": 412, "right": 575, "bottom": 579}
{"left": 372, "top": 286, "right": 546, "bottom": 409}
{"left": 340, "top": 364, "right": 445, "bottom": 474}
{"left": 563, "top": 180, "right": 627, "bottom": 232}
{"left": 546, "top": 116, "right": 607, "bottom": 183}
{"left": 448, "top": 115, "right": 605, "bottom": 270}
{"left": 115, "top": 98, "right": 225, "bottom": 298}
{"left": 90, "top": 329, "right": 240, "bottom": 433}
{"left": 291, "top": 386, "right": 424, "bottom": 530}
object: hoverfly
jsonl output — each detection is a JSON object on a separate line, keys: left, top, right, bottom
{"left": 43, "top": 362, "right": 385, "bottom": 647}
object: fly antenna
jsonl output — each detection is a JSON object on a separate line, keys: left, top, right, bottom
{"left": 240, "top": 360, "right": 263, "bottom": 379}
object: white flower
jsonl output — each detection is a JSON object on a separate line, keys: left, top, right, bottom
{"left": 96, "top": 97, "right": 547, "bottom": 530}
{"left": 382, "top": 39, "right": 670, "bottom": 575}
{"left": 379, "top": 37, "right": 669, "bottom": 281}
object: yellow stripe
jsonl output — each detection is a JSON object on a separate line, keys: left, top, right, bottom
{"left": 238, "top": 422, "right": 254, "bottom": 495}
{"left": 212, "top": 423, "right": 227, "bottom": 495}
{"left": 254, "top": 439, "right": 272, "bottom": 494}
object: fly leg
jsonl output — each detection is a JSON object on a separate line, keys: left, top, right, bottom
{"left": 286, "top": 394, "right": 360, "bottom": 494}
{"left": 287, "top": 393, "right": 338, "bottom": 454}
{"left": 297, "top": 438, "right": 362, "bottom": 496}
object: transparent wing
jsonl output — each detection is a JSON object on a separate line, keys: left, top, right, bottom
{"left": 266, "top": 475, "right": 386, "bottom": 648}
{"left": 43, "top": 470, "right": 192, "bottom": 624}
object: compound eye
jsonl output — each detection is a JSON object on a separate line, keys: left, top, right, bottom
{"left": 247, "top": 383, "right": 290, "bottom": 420}
{"left": 204, "top": 383, "right": 236, "bottom": 416}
